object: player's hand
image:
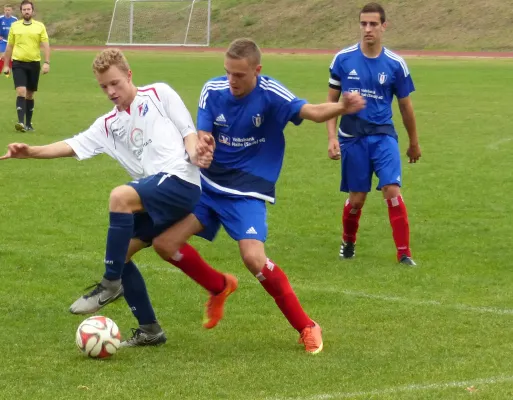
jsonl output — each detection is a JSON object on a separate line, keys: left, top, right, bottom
{"left": 341, "top": 91, "right": 366, "bottom": 115}
{"left": 197, "top": 133, "right": 215, "bottom": 155}
{"left": 2, "top": 65, "right": 10, "bottom": 76}
{"left": 0, "top": 143, "right": 32, "bottom": 160}
{"left": 193, "top": 134, "right": 215, "bottom": 168}
{"left": 328, "top": 138, "right": 341, "bottom": 160}
{"left": 41, "top": 63, "right": 50, "bottom": 74}
{"left": 406, "top": 142, "right": 421, "bottom": 163}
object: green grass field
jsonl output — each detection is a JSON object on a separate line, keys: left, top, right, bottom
{"left": 1, "top": 52, "right": 513, "bottom": 400}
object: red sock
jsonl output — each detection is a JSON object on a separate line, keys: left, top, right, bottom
{"left": 386, "top": 195, "right": 411, "bottom": 259}
{"left": 0, "top": 58, "right": 4, "bottom": 71}
{"left": 256, "top": 259, "right": 313, "bottom": 332}
{"left": 343, "top": 199, "right": 362, "bottom": 243}
{"left": 167, "top": 243, "right": 226, "bottom": 294}
{"left": 9, "top": 60, "right": 12, "bottom": 69}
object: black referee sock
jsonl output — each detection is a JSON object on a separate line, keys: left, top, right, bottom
{"left": 16, "top": 96, "right": 26, "bottom": 125}
{"left": 26, "top": 99, "right": 34, "bottom": 127}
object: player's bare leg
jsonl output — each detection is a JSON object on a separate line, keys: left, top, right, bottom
{"left": 70, "top": 185, "right": 144, "bottom": 314}
{"left": 382, "top": 184, "right": 416, "bottom": 266}
{"left": 239, "top": 239, "right": 323, "bottom": 354}
{"left": 340, "top": 192, "right": 366, "bottom": 259}
{"left": 153, "top": 215, "right": 237, "bottom": 329}
{"left": 15, "top": 86, "right": 27, "bottom": 132}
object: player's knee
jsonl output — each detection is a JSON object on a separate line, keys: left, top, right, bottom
{"left": 241, "top": 249, "right": 267, "bottom": 274}
{"left": 109, "top": 185, "right": 137, "bottom": 212}
{"left": 16, "top": 87, "right": 26, "bottom": 97}
{"left": 382, "top": 184, "right": 401, "bottom": 199}
{"left": 152, "top": 236, "right": 180, "bottom": 260}
{"left": 348, "top": 194, "right": 366, "bottom": 209}
{"left": 26, "top": 92, "right": 34, "bottom": 100}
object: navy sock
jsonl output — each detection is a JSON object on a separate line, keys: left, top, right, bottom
{"left": 26, "top": 99, "right": 34, "bottom": 126}
{"left": 16, "top": 96, "right": 26, "bottom": 124}
{"left": 103, "top": 212, "right": 133, "bottom": 280}
{"left": 122, "top": 261, "right": 157, "bottom": 325}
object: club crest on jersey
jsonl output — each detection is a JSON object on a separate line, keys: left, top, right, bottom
{"left": 252, "top": 114, "right": 263, "bottom": 128}
{"left": 138, "top": 102, "right": 149, "bottom": 117}
{"left": 219, "top": 133, "right": 231, "bottom": 145}
{"left": 378, "top": 72, "right": 387, "bottom": 85}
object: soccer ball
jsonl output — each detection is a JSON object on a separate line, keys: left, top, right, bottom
{"left": 75, "top": 316, "right": 121, "bottom": 359}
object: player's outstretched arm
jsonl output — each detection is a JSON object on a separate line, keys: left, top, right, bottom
{"left": 0, "top": 141, "right": 75, "bottom": 160}
{"left": 326, "top": 87, "right": 343, "bottom": 160}
{"left": 397, "top": 96, "right": 421, "bottom": 163}
{"left": 299, "top": 92, "right": 366, "bottom": 123}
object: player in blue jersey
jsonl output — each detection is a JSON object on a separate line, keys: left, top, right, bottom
{"left": 140, "top": 38, "right": 366, "bottom": 354}
{"left": 326, "top": 2, "right": 421, "bottom": 266}
{"left": 0, "top": 4, "right": 17, "bottom": 73}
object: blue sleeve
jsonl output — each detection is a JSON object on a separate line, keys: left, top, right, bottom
{"left": 274, "top": 95, "right": 308, "bottom": 127}
{"left": 329, "top": 54, "right": 343, "bottom": 90}
{"left": 197, "top": 84, "right": 214, "bottom": 132}
{"left": 393, "top": 66, "right": 415, "bottom": 99}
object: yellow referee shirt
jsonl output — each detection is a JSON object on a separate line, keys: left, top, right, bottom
{"left": 7, "top": 19, "right": 49, "bottom": 62}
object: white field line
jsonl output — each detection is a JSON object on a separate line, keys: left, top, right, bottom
{"left": 269, "top": 375, "right": 513, "bottom": 400}
{"left": 121, "top": 264, "right": 513, "bottom": 316}
{"left": 487, "top": 137, "right": 513, "bottom": 150}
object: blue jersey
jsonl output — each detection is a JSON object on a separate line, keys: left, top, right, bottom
{"left": 197, "top": 75, "right": 307, "bottom": 204}
{"left": 0, "top": 15, "right": 17, "bottom": 44}
{"left": 329, "top": 43, "right": 414, "bottom": 139}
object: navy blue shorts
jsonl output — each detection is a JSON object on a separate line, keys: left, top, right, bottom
{"left": 340, "top": 135, "right": 402, "bottom": 193}
{"left": 127, "top": 173, "right": 201, "bottom": 243}
{"left": 194, "top": 187, "right": 268, "bottom": 242}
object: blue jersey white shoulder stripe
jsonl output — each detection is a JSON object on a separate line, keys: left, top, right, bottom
{"left": 259, "top": 77, "right": 295, "bottom": 102}
{"left": 329, "top": 44, "right": 359, "bottom": 69}
{"left": 199, "top": 81, "right": 229, "bottom": 109}
{"left": 384, "top": 48, "right": 409, "bottom": 77}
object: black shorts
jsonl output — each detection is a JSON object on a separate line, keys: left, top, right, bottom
{"left": 12, "top": 60, "right": 41, "bottom": 91}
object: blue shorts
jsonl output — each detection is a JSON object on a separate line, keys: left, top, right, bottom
{"left": 0, "top": 41, "right": 6, "bottom": 53}
{"left": 193, "top": 188, "right": 268, "bottom": 242}
{"left": 340, "top": 135, "right": 402, "bottom": 193}
{"left": 127, "top": 173, "right": 201, "bottom": 243}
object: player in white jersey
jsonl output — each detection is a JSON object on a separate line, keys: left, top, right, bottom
{"left": 0, "top": 49, "right": 214, "bottom": 346}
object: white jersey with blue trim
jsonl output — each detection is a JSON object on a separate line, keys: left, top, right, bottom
{"left": 65, "top": 82, "right": 200, "bottom": 186}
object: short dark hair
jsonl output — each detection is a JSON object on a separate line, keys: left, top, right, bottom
{"left": 360, "top": 2, "right": 386, "bottom": 24}
{"left": 20, "top": 0, "right": 34, "bottom": 11}
{"left": 4, "top": 4, "right": 13, "bottom": 8}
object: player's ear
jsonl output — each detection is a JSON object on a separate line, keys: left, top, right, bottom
{"left": 255, "top": 64, "right": 262, "bottom": 75}
{"left": 127, "top": 69, "right": 133, "bottom": 82}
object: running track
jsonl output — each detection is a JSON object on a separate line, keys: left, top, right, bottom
{"left": 53, "top": 45, "right": 513, "bottom": 58}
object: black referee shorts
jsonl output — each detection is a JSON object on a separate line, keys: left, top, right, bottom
{"left": 12, "top": 60, "right": 41, "bottom": 91}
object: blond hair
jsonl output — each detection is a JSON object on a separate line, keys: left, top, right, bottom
{"left": 92, "top": 48, "right": 130, "bottom": 74}
{"left": 226, "top": 38, "right": 261, "bottom": 66}
{"left": 4, "top": 4, "right": 12, "bottom": 8}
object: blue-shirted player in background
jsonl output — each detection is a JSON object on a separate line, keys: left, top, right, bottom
{"left": 0, "top": 4, "right": 17, "bottom": 74}
{"left": 142, "top": 38, "right": 365, "bottom": 354}
{"left": 326, "top": 2, "right": 422, "bottom": 266}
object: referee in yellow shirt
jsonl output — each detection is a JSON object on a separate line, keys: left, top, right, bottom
{"left": 2, "top": 0, "right": 50, "bottom": 132}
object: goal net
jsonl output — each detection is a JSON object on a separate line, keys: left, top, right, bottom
{"left": 106, "top": 0, "right": 211, "bottom": 47}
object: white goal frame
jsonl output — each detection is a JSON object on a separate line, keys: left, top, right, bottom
{"left": 106, "top": 0, "right": 211, "bottom": 47}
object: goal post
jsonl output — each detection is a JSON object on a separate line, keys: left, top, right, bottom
{"left": 106, "top": 0, "right": 211, "bottom": 47}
